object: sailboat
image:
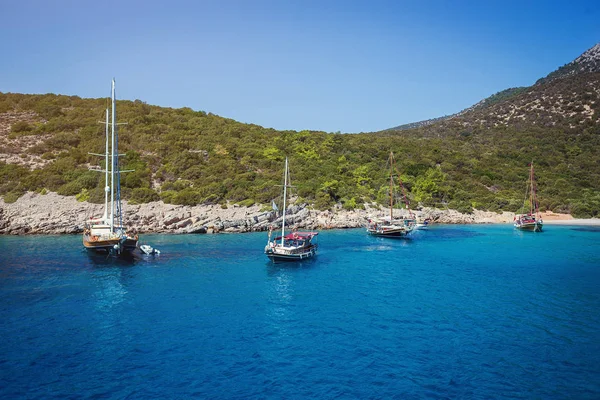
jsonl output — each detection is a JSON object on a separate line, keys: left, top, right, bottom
{"left": 367, "top": 151, "right": 416, "bottom": 238}
{"left": 264, "top": 158, "right": 318, "bottom": 262}
{"left": 514, "top": 161, "right": 543, "bottom": 232}
{"left": 83, "top": 79, "right": 138, "bottom": 253}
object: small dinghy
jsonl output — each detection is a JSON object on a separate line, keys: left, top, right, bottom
{"left": 140, "top": 244, "right": 160, "bottom": 255}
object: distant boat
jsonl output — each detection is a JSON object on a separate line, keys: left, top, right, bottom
{"left": 367, "top": 151, "right": 416, "bottom": 238}
{"left": 514, "top": 162, "right": 543, "bottom": 232}
{"left": 140, "top": 244, "right": 160, "bottom": 256}
{"left": 265, "top": 158, "right": 318, "bottom": 262}
{"left": 415, "top": 218, "right": 430, "bottom": 230}
{"left": 83, "top": 79, "right": 138, "bottom": 254}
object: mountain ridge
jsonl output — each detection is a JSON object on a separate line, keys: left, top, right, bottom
{"left": 387, "top": 42, "right": 600, "bottom": 132}
{"left": 535, "top": 42, "right": 600, "bottom": 85}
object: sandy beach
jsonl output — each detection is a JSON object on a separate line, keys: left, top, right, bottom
{"left": 544, "top": 218, "right": 600, "bottom": 225}
{"left": 537, "top": 211, "right": 600, "bottom": 225}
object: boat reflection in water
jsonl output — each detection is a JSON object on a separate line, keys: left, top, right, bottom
{"left": 85, "top": 248, "right": 137, "bottom": 266}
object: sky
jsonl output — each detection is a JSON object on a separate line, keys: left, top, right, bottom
{"left": 1, "top": 0, "right": 599, "bottom": 133}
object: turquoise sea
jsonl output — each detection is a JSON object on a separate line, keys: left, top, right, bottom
{"left": 1, "top": 224, "right": 600, "bottom": 398}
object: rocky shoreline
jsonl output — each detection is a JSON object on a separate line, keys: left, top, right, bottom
{"left": 0, "top": 191, "right": 580, "bottom": 235}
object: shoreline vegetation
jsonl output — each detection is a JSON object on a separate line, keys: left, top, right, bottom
{"left": 2, "top": 64, "right": 600, "bottom": 223}
{"left": 1, "top": 192, "right": 598, "bottom": 235}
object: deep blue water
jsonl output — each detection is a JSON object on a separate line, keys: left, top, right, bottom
{"left": 1, "top": 225, "right": 600, "bottom": 399}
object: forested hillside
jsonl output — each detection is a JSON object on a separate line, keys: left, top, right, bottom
{"left": 1, "top": 44, "right": 600, "bottom": 217}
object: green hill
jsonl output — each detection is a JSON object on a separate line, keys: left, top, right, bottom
{"left": 1, "top": 43, "right": 600, "bottom": 218}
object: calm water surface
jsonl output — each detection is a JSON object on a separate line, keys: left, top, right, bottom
{"left": 1, "top": 225, "right": 600, "bottom": 398}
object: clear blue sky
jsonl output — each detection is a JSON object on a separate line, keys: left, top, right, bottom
{"left": 1, "top": 0, "right": 599, "bottom": 133}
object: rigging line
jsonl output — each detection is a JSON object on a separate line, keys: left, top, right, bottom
{"left": 530, "top": 162, "right": 538, "bottom": 216}
{"left": 389, "top": 152, "right": 394, "bottom": 221}
{"left": 395, "top": 163, "right": 413, "bottom": 218}
{"left": 521, "top": 180, "right": 529, "bottom": 214}
{"left": 390, "top": 151, "right": 413, "bottom": 218}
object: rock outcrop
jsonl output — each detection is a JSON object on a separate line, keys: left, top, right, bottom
{"left": 0, "top": 191, "right": 520, "bottom": 235}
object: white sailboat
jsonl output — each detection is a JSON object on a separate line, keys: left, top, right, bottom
{"left": 264, "top": 158, "right": 318, "bottom": 262}
{"left": 83, "top": 79, "right": 138, "bottom": 254}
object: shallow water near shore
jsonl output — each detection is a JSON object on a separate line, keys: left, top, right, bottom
{"left": 1, "top": 225, "right": 600, "bottom": 398}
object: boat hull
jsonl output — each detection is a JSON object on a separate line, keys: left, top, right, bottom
{"left": 265, "top": 245, "right": 317, "bottom": 262}
{"left": 366, "top": 224, "right": 413, "bottom": 238}
{"left": 83, "top": 235, "right": 138, "bottom": 253}
{"left": 367, "top": 230, "right": 410, "bottom": 238}
{"left": 514, "top": 222, "right": 543, "bottom": 232}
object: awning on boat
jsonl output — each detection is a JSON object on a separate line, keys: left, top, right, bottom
{"left": 273, "top": 232, "right": 319, "bottom": 241}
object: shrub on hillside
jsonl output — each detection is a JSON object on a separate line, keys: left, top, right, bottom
{"left": 11, "top": 121, "right": 33, "bottom": 134}
{"left": 76, "top": 188, "right": 90, "bottom": 202}
{"left": 448, "top": 199, "right": 473, "bottom": 214}
{"left": 86, "top": 188, "right": 105, "bottom": 204}
{"left": 3, "top": 191, "right": 23, "bottom": 204}
{"left": 342, "top": 197, "right": 358, "bottom": 210}
{"left": 236, "top": 198, "right": 255, "bottom": 207}
{"left": 130, "top": 188, "right": 160, "bottom": 204}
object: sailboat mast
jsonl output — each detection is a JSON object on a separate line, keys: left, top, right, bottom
{"left": 110, "top": 80, "right": 116, "bottom": 233}
{"left": 389, "top": 152, "right": 394, "bottom": 221}
{"left": 531, "top": 162, "right": 539, "bottom": 216}
{"left": 281, "top": 158, "right": 288, "bottom": 246}
{"left": 103, "top": 107, "right": 109, "bottom": 221}
{"left": 114, "top": 80, "right": 123, "bottom": 231}
{"left": 529, "top": 162, "right": 534, "bottom": 215}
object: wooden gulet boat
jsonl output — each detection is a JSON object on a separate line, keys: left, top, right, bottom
{"left": 514, "top": 162, "right": 543, "bottom": 232}
{"left": 367, "top": 152, "right": 416, "bottom": 238}
{"left": 265, "top": 158, "right": 318, "bottom": 262}
{"left": 83, "top": 79, "right": 138, "bottom": 254}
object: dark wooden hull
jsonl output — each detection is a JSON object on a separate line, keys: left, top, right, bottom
{"left": 514, "top": 222, "right": 543, "bottom": 232}
{"left": 367, "top": 227, "right": 411, "bottom": 238}
{"left": 83, "top": 235, "right": 138, "bottom": 253}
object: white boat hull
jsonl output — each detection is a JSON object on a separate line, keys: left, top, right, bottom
{"left": 140, "top": 244, "right": 160, "bottom": 255}
{"left": 366, "top": 219, "right": 415, "bottom": 238}
{"left": 265, "top": 244, "right": 317, "bottom": 262}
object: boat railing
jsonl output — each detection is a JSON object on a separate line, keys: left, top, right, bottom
{"left": 271, "top": 243, "right": 316, "bottom": 255}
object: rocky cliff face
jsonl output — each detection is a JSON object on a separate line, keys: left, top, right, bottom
{"left": 0, "top": 192, "right": 516, "bottom": 235}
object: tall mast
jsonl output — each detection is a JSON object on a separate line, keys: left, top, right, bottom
{"left": 530, "top": 161, "right": 537, "bottom": 216}
{"left": 114, "top": 80, "right": 123, "bottom": 231}
{"left": 529, "top": 162, "right": 533, "bottom": 215}
{"left": 103, "top": 107, "right": 109, "bottom": 221}
{"left": 110, "top": 79, "right": 116, "bottom": 233}
{"left": 281, "top": 158, "right": 288, "bottom": 246}
{"left": 389, "top": 152, "right": 394, "bottom": 221}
